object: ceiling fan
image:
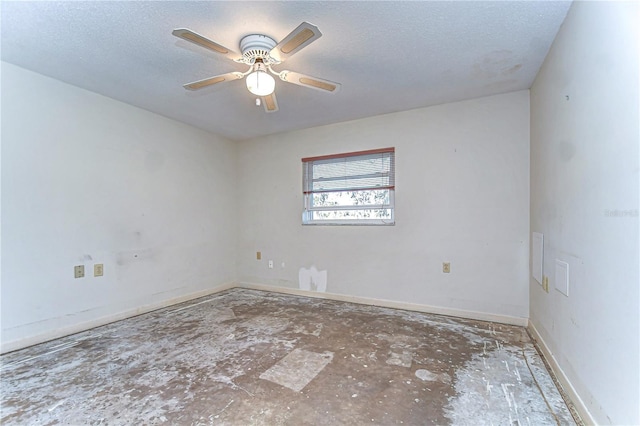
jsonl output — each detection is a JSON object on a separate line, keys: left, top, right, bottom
{"left": 172, "top": 22, "right": 341, "bottom": 113}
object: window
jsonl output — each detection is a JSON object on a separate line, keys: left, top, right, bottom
{"left": 302, "top": 148, "right": 395, "bottom": 225}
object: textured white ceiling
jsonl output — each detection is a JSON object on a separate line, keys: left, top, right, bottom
{"left": 1, "top": 1, "right": 571, "bottom": 141}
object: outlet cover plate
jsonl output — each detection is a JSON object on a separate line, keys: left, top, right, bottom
{"left": 74, "top": 265, "right": 85, "bottom": 278}
{"left": 94, "top": 264, "right": 104, "bottom": 277}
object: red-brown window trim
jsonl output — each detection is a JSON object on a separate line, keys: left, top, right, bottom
{"left": 301, "top": 147, "right": 395, "bottom": 163}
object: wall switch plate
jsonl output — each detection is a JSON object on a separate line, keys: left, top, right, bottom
{"left": 94, "top": 264, "right": 104, "bottom": 277}
{"left": 442, "top": 262, "right": 451, "bottom": 273}
{"left": 268, "top": 260, "right": 274, "bottom": 269}
{"left": 256, "top": 251, "right": 261, "bottom": 260}
{"left": 74, "top": 265, "right": 85, "bottom": 278}
{"left": 542, "top": 276, "right": 549, "bottom": 293}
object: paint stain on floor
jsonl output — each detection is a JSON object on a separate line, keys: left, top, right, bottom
{"left": 0, "top": 289, "right": 577, "bottom": 425}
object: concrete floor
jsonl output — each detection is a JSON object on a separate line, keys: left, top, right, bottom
{"left": 1, "top": 289, "right": 577, "bottom": 425}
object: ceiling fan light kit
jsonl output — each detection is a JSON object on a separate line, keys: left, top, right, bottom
{"left": 172, "top": 22, "right": 341, "bottom": 113}
{"left": 246, "top": 67, "right": 275, "bottom": 97}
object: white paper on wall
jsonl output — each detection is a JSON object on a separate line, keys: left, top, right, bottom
{"left": 555, "top": 259, "right": 569, "bottom": 296}
{"left": 532, "top": 232, "right": 544, "bottom": 285}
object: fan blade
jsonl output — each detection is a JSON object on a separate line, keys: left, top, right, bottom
{"left": 270, "top": 22, "right": 322, "bottom": 62}
{"left": 172, "top": 28, "right": 241, "bottom": 61}
{"left": 183, "top": 72, "right": 243, "bottom": 91}
{"left": 279, "top": 71, "right": 341, "bottom": 93}
{"left": 262, "top": 92, "right": 279, "bottom": 113}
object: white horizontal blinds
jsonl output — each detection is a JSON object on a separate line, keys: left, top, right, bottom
{"left": 302, "top": 148, "right": 395, "bottom": 194}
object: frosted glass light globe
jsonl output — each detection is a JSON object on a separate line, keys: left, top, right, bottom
{"left": 246, "top": 70, "right": 275, "bottom": 97}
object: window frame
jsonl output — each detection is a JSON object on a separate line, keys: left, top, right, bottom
{"left": 301, "top": 147, "right": 396, "bottom": 226}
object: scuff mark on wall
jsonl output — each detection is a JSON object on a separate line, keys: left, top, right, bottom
{"left": 298, "top": 266, "right": 327, "bottom": 292}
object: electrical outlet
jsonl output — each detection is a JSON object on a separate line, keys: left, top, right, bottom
{"left": 542, "top": 276, "right": 549, "bottom": 293}
{"left": 74, "top": 265, "right": 85, "bottom": 278}
{"left": 256, "top": 251, "right": 261, "bottom": 260}
{"left": 94, "top": 264, "right": 104, "bottom": 277}
{"left": 443, "top": 262, "right": 451, "bottom": 273}
{"left": 268, "top": 260, "right": 274, "bottom": 269}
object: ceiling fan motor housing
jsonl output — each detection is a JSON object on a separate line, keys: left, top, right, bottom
{"left": 239, "top": 34, "right": 278, "bottom": 65}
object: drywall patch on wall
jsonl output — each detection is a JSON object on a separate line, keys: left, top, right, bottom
{"left": 298, "top": 266, "right": 327, "bottom": 292}
{"left": 555, "top": 260, "right": 569, "bottom": 297}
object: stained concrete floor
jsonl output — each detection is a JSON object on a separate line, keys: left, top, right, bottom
{"left": 1, "top": 289, "right": 577, "bottom": 425}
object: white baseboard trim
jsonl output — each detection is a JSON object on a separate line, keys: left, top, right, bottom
{"left": 0, "top": 282, "right": 236, "bottom": 354}
{"left": 2, "top": 281, "right": 528, "bottom": 354}
{"left": 528, "top": 320, "right": 595, "bottom": 425}
{"left": 237, "top": 281, "right": 529, "bottom": 327}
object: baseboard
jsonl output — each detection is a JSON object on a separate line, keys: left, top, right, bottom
{"left": 2, "top": 281, "right": 528, "bottom": 354}
{"left": 528, "top": 320, "right": 595, "bottom": 425}
{"left": 237, "top": 281, "right": 529, "bottom": 327}
{"left": 0, "top": 282, "right": 236, "bottom": 354}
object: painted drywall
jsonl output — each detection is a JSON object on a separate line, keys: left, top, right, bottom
{"left": 1, "top": 62, "right": 237, "bottom": 350}
{"left": 529, "top": 2, "right": 639, "bottom": 424}
{"left": 236, "top": 91, "right": 530, "bottom": 320}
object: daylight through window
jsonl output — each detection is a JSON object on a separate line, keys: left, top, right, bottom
{"left": 302, "top": 148, "right": 395, "bottom": 225}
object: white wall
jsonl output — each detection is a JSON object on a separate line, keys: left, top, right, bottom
{"left": 1, "top": 62, "right": 237, "bottom": 351}
{"left": 236, "top": 91, "right": 530, "bottom": 321}
{"left": 530, "top": 2, "right": 639, "bottom": 424}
